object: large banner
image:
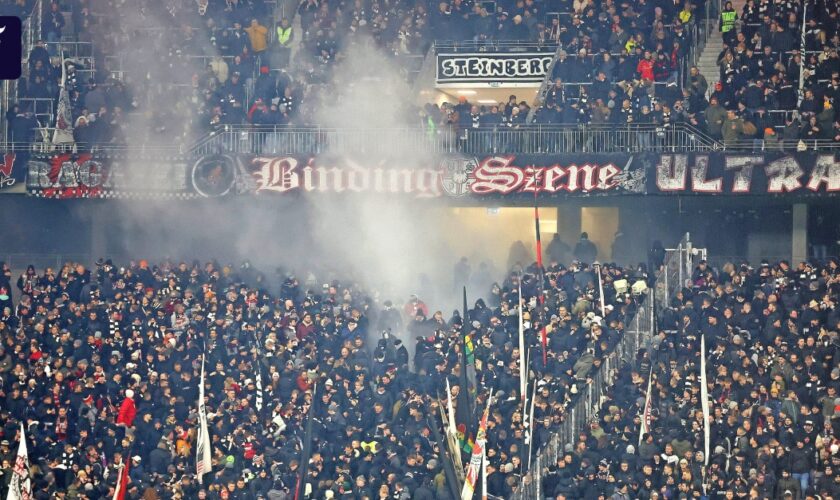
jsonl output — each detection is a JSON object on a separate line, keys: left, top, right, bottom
{"left": 21, "top": 152, "right": 840, "bottom": 199}
{"left": 651, "top": 154, "right": 840, "bottom": 195}
{"left": 436, "top": 53, "right": 554, "bottom": 84}
{"left": 0, "top": 152, "right": 28, "bottom": 191}
{"left": 26, "top": 152, "right": 192, "bottom": 198}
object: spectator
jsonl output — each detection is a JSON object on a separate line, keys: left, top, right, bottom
{"left": 573, "top": 232, "right": 598, "bottom": 263}
{"left": 721, "top": 109, "right": 744, "bottom": 146}
{"left": 245, "top": 18, "right": 269, "bottom": 57}
{"left": 275, "top": 18, "right": 293, "bottom": 66}
{"left": 0, "top": 253, "right": 652, "bottom": 498}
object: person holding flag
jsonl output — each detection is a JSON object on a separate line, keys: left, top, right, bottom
{"left": 6, "top": 423, "right": 32, "bottom": 500}
{"left": 110, "top": 454, "right": 130, "bottom": 500}
{"left": 196, "top": 356, "right": 213, "bottom": 484}
{"left": 461, "top": 389, "right": 493, "bottom": 500}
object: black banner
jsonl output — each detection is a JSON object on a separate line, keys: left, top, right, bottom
{"left": 21, "top": 152, "right": 840, "bottom": 199}
{"left": 650, "top": 153, "right": 840, "bottom": 195}
{"left": 436, "top": 52, "right": 554, "bottom": 84}
{"left": 25, "top": 152, "right": 192, "bottom": 199}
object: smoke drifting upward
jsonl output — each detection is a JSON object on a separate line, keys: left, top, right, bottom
{"left": 312, "top": 38, "right": 419, "bottom": 130}
{"left": 90, "top": 3, "right": 216, "bottom": 145}
{"left": 305, "top": 38, "right": 464, "bottom": 311}
{"left": 83, "top": 31, "right": 491, "bottom": 345}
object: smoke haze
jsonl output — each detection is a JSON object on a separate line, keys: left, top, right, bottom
{"left": 83, "top": 36, "right": 492, "bottom": 330}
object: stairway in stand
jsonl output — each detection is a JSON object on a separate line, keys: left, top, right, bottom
{"left": 694, "top": 0, "right": 747, "bottom": 95}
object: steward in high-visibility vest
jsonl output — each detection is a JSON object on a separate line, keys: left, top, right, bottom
{"left": 276, "top": 19, "right": 293, "bottom": 48}
{"left": 678, "top": 5, "right": 692, "bottom": 24}
{"left": 720, "top": 2, "right": 738, "bottom": 46}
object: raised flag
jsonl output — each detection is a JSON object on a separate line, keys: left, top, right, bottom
{"left": 526, "top": 381, "right": 537, "bottom": 470}
{"left": 461, "top": 390, "right": 492, "bottom": 500}
{"left": 700, "top": 334, "right": 710, "bottom": 465}
{"left": 196, "top": 356, "right": 213, "bottom": 484}
{"left": 638, "top": 364, "right": 654, "bottom": 446}
{"left": 52, "top": 53, "right": 74, "bottom": 144}
{"left": 457, "top": 287, "right": 476, "bottom": 454}
{"left": 533, "top": 187, "right": 547, "bottom": 365}
{"left": 6, "top": 423, "right": 32, "bottom": 500}
{"left": 426, "top": 404, "right": 464, "bottom": 498}
{"left": 446, "top": 378, "right": 457, "bottom": 438}
{"left": 517, "top": 282, "right": 527, "bottom": 407}
{"left": 596, "top": 263, "right": 606, "bottom": 317}
{"left": 111, "top": 460, "right": 129, "bottom": 500}
{"left": 295, "top": 383, "right": 317, "bottom": 500}
{"left": 255, "top": 365, "right": 264, "bottom": 412}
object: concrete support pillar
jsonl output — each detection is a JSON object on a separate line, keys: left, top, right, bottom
{"left": 792, "top": 203, "right": 808, "bottom": 263}
{"left": 555, "top": 204, "right": 581, "bottom": 247}
{"left": 89, "top": 206, "right": 108, "bottom": 261}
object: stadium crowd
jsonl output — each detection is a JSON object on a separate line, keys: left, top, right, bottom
{"left": 543, "top": 258, "right": 840, "bottom": 500}
{"left": 0, "top": 235, "right": 648, "bottom": 499}
{"left": 0, "top": 234, "right": 837, "bottom": 500}
{"left": 3, "top": 0, "right": 840, "bottom": 149}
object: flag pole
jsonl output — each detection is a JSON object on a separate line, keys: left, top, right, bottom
{"left": 700, "top": 334, "right": 710, "bottom": 464}
{"left": 294, "top": 382, "right": 317, "bottom": 500}
{"left": 526, "top": 381, "right": 537, "bottom": 471}
{"left": 481, "top": 446, "right": 488, "bottom": 500}
{"left": 638, "top": 363, "right": 653, "bottom": 446}
{"left": 7, "top": 422, "right": 32, "bottom": 500}
{"left": 425, "top": 402, "right": 464, "bottom": 499}
{"left": 461, "top": 389, "right": 493, "bottom": 500}
{"left": 596, "top": 263, "right": 606, "bottom": 317}
{"left": 517, "top": 281, "right": 527, "bottom": 409}
{"left": 196, "top": 354, "right": 213, "bottom": 484}
{"left": 532, "top": 173, "right": 547, "bottom": 366}
{"left": 461, "top": 287, "right": 474, "bottom": 428}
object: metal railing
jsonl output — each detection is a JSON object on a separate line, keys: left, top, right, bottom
{"left": 2, "top": 254, "right": 93, "bottom": 274}
{"left": 511, "top": 284, "right": 654, "bottom": 499}
{"left": 1, "top": 138, "right": 183, "bottom": 154}
{"left": 512, "top": 234, "right": 694, "bottom": 499}
{"left": 527, "top": 43, "right": 568, "bottom": 123}
{"left": 11, "top": 123, "right": 839, "bottom": 156}
{"left": 662, "top": 233, "right": 703, "bottom": 309}
{"left": 2, "top": 0, "right": 44, "bottom": 144}
{"left": 433, "top": 40, "right": 558, "bottom": 53}
{"left": 190, "top": 123, "right": 720, "bottom": 156}
{"left": 717, "top": 138, "right": 840, "bottom": 151}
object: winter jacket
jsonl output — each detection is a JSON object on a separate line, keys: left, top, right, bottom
{"left": 116, "top": 397, "right": 137, "bottom": 427}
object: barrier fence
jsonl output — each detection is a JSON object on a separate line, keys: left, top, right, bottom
{"left": 6, "top": 123, "right": 840, "bottom": 156}
{"left": 189, "top": 123, "right": 720, "bottom": 156}
{"left": 511, "top": 233, "right": 695, "bottom": 499}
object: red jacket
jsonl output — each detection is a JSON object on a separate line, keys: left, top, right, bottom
{"left": 117, "top": 397, "right": 136, "bottom": 427}
{"left": 636, "top": 59, "right": 654, "bottom": 81}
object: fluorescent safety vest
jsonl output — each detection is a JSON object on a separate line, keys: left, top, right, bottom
{"left": 277, "top": 26, "right": 292, "bottom": 45}
{"left": 721, "top": 11, "right": 736, "bottom": 33}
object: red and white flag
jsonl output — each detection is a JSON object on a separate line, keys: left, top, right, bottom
{"left": 52, "top": 50, "right": 74, "bottom": 145}
{"left": 701, "top": 334, "right": 710, "bottom": 465}
{"left": 461, "top": 390, "right": 492, "bottom": 500}
{"left": 196, "top": 356, "right": 213, "bottom": 483}
{"left": 111, "top": 460, "right": 129, "bottom": 500}
{"left": 6, "top": 423, "right": 32, "bottom": 500}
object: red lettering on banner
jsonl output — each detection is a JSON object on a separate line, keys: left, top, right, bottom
{"left": 469, "top": 158, "right": 623, "bottom": 194}
{"left": 471, "top": 156, "right": 524, "bottom": 194}
{"left": 0, "top": 153, "right": 15, "bottom": 177}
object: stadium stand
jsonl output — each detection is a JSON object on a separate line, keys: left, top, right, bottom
{"left": 523, "top": 256, "right": 840, "bottom": 500}
{"left": 1, "top": 0, "right": 838, "bottom": 152}
{"left": 0, "top": 250, "right": 652, "bottom": 498}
